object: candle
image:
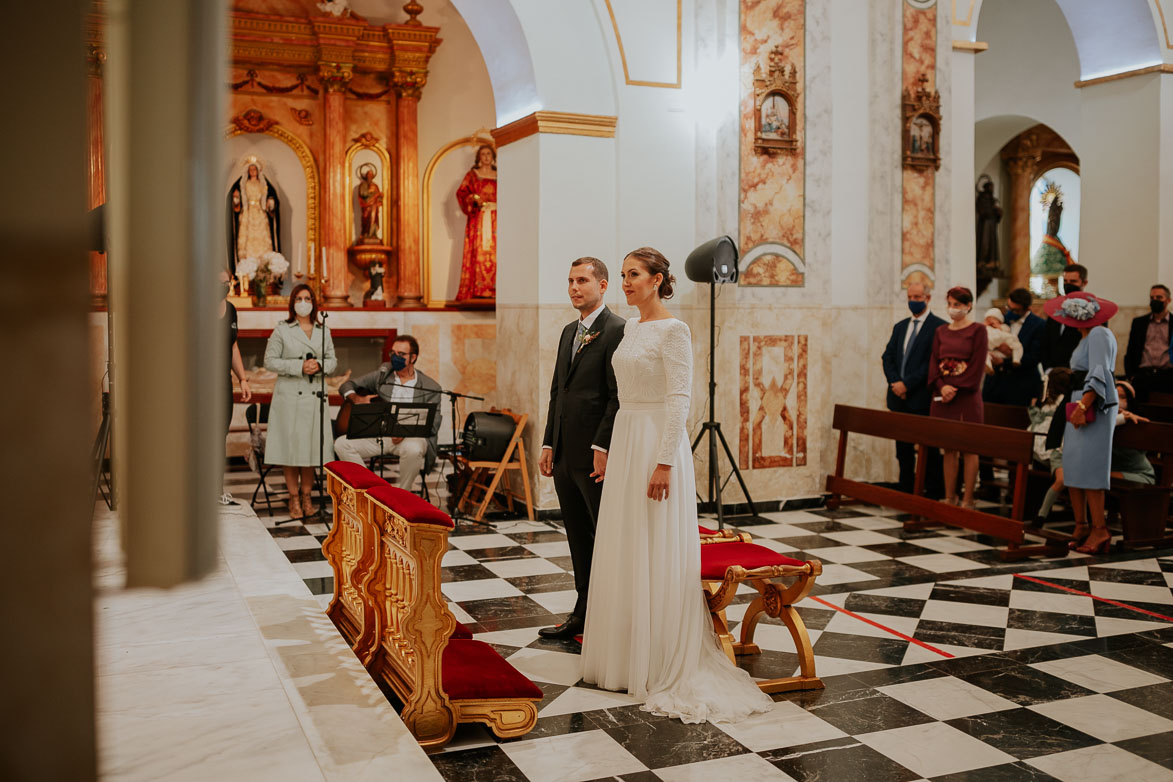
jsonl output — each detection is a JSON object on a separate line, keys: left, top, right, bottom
{"left": 295, "top": 242, "right": 304, "bottom": 277}
{"left": 321, "top": 246, "right": 328, "bottom": 282}
{"left": 308, "top": 241, "right": 315, "bottom": 276}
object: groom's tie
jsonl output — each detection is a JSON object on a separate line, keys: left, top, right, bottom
{"left": 572, "top": 321, "right": 588, "bottom": 357}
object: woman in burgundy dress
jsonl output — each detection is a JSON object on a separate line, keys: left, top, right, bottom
{"left": 928, "top": 286, "right": 988, "bottom": 508}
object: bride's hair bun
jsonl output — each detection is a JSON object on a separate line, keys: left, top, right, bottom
{"left": 625, "top": 246, "right": 675, "bottom": 300}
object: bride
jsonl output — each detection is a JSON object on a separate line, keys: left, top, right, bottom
{"left": 580, "top": 247, "right": 773, "bottom": 724}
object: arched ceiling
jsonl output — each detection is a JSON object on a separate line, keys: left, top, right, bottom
{"left": 960, "top": 0, "right": 1170, "bottom": 80}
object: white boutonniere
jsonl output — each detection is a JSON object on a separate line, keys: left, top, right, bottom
{"left": 579, "top": 331, "right": 600, "bottom": 349}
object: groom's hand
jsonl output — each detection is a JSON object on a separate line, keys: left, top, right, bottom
{"left": 539, "top": 448, "right": 553, "bottom": 477}
{"left": 591, "top": 450, "right": 608, "bottom": 483}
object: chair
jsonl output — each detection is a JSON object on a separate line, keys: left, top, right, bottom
{"left": 246, "top": 402, "right": 290, "bottom": 516}
{"left": 455, "top": 408, "right": 534, "bottom": 522}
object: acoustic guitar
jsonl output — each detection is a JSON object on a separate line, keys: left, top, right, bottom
{"left": 333, "top": 386, "right": 375, "bottom": 439}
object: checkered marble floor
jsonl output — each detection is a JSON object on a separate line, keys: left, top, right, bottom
{"left": 224, "top": 467, "right": 1173, "bottom": 781}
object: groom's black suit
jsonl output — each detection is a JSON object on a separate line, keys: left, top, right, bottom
{"left": 543, "top": 306, "right": 625, "bottom": 621}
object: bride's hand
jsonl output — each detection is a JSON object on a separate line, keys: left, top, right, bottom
{"left": 647, "top": 464, "right": 672, "bottom": 502}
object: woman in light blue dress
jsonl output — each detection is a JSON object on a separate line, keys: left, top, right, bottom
{"left": 1043, "top": 291, "right": 1119, "bottom": 554}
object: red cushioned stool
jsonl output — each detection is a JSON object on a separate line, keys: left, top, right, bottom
{"left": 700, "top": 532, "right": 824, "bottom": 694}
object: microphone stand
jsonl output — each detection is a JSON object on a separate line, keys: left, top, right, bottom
{"left": 435, "top": 386, "right": 494, "bottom": 530}
{"left": 315, "top": 311, "right": 329, "bottom": 528}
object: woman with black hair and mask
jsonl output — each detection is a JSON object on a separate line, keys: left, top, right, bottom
{"left": 263, "top": 283, "right": 337, "bottom": 517}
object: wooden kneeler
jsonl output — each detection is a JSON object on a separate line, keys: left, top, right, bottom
{"left": 699, "top": 527, "right": 824, "bottom": 694}
{"left": 457, "top": 408, "right": 535, "bottom": 522}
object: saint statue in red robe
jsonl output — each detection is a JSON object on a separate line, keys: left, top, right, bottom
{"left": 455, "top": 144, "right": 497, "bottom": 301}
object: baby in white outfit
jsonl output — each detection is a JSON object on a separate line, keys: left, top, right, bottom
{"left": 984, "top": 308, "right": 1023, "bottom": 371}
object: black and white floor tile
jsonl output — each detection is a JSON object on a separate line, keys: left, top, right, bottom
{"left": 224, "top": 467, "right": 1173, "bottom": 782}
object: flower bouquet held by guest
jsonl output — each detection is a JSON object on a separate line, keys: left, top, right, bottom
{"left": 580, "top": 247, "right": 772, "bottom": 724}
{"left": 1029, "top": 368, "right": 1072, "bottom": 526}
{"left": 1042, "top": 291, "right": 1120, "bottom": 554}
{"left": 928, "top": 286, "right": 988, "bottom": 509}
{"left": 263, "top": 284, "right": 337, "bottom": 518}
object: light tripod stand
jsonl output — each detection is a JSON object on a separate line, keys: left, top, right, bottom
{"left": 685, "top": 236, "right": 759, "bottom": 530}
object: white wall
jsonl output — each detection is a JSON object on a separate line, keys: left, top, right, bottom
{"left": 975, "top": 0, "right": 1082, "bottom": 151}
{"left": 1078, "top": 73, "right": 1163, "bottom": 302}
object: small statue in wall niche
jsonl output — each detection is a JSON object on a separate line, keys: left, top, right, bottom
{"left": 455, "top": 144, "right": 497, "bottom": 302}
{"left": 356, "top": 163, "right": 383, "bottom": 243}
{"left": 902, "top": 75, "right": 941, "bottom": 171}
{"left": 364, "top": 259, "right": 385, "bottom": 304}
{"left": 975, "top": 175, "right": 1003, "bottom": 294}
{"left": 753, "top": 46, "right": 799, "bottom": 155}
{"left": 1031, "top": 181, "right": 1073, "bottom": 279}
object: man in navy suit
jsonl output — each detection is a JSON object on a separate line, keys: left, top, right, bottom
{"left": 882, "top": 282, "right": 946, "bottom": 496}
{"left": 983, "top": 288, "right": 1045, "bottom": 406}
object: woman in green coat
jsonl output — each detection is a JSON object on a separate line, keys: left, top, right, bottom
{"left": 264, "top": 284, "right": 337, "bottom": 517}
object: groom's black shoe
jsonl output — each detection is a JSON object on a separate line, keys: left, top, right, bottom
{"left": 538, "top": 616, "right": 584, "bottom": 640}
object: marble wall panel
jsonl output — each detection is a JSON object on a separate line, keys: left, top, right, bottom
{"left": 900, "top": 0, "right": 937, "bottom": 288}
{"left": 739, "top": 0, "right": 806, "bottom": 286}
{"left": 738, "top": 335, "right": 808, "bottom": 469}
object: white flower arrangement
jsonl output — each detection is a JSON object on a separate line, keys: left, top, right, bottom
{"left": 236, "top": 257, "right": 259, "bottom": 278}
{"left": 1060, "top": 296, "right": 1100, "bottom": 321}
{"left": 262, "top": 251, "right": 289, "bottom": 277}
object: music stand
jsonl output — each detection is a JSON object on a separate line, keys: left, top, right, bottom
{"left": 346, "top": 401, "right": 438, "bottom": 487}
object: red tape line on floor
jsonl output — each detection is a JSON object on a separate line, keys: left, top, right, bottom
{"left": 808, "top": 595, "right": 955, "bottom": 658}
{"left": 1013, "top": 573, "right": 1173, "bottom": 623}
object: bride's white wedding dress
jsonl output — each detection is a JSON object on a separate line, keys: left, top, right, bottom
{"left": 580, "top": 317, "right": 773, "bottom": 724}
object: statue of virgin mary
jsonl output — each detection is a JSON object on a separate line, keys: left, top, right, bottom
{"left": 227, "top": 156, "right": 281, "bottom": 273}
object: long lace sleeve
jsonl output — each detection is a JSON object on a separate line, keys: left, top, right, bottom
{"left": 657, "top": 320, "right": 693, "bottom": 465}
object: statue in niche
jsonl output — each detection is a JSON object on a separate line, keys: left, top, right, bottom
{"left": 356, "top": 162, "right": 383, "bottom": 243}
{"left": 975, "top": 175, "right": 1003, "bottom": 294}
{"left": 753, "top": 46, "right": 799, "bottom": 154}
{"left": 455, "top": 144, "right": 497, "bottom": 302}
{"left": 364, "top": 259, "right": 385, "bottom": 304}
{"left": 227, "top": 156, "right": 280, "bottom": 274}
{"left": 1031, "top": 180, "right": 1073, "bottom": 278}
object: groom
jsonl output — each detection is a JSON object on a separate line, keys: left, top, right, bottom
{"left": 538, "top": 257, "right": 626, "bottom": 640}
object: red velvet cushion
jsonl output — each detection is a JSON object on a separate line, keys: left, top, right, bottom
{"left": 441, "top": 640, "right": 543, "bottom": 701}
{"left": 698, "top": 525, "right": 719, "bottom": 536}
{"left": 700, "top": 541, "right": 806, "bottom": 580}
{"left": 451, "top": 621, "right": 473, "bottom": 640}
{"left": 325, "top": 460, "right": 389, "bottom": 491}
{"left": 367, "top": 484, "right": 454, "bottom": 529}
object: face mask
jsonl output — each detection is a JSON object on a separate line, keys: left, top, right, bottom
{"left": 1062, "top": 282, "right": 1082, "bottom": 295}
{"left": 907, "top": 300, "right": 927, "bottom": 315}
{"left": 1003, "top": 308, "right": 1020, "bottom": 323}
{"left": 1151, "top": 298, "right": 1167, "bottom": 315}
{"left": 293, "top": 300, "right": 313, "bottom": 317}
{"left": 390, "top": 354, "right": 408, "bottom": 372}
{"left": 947, "top": 307, "right": 968, "bottom": 322}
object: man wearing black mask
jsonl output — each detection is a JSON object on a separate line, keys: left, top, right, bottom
{"left": 1041, "top": 263, "right": 1088, "bottom": 370}
{"left": 335, "top": 335, "right": 442, "bottom": 490}
{"left": 882, "top": 282, "right": 946, "bottom": 496}
{"left": 1125, "top": 284, "right": 1172, "bottom": 401}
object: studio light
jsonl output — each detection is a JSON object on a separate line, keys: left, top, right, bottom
{"left": 685, "top": 236, "right": 758, "bottom": 528}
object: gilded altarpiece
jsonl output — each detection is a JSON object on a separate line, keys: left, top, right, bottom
{"left": 900, "top": 0, "right": 939, "bottom": 289}
{"left": 224, "top": 4, "right": 440, "bottom": 308}
{"left": 739, "top": 0, "right": 806, "bottom": 287}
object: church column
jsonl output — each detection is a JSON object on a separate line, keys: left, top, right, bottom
{"left": 1004, "top": 154, "right": 1036, "bottom": 291}
{"left": 87, "top": 39, "right": 107, "bottom": 306}
{"left": 319, "top": 61, "right": 352, "bottom": 307}
{"left": 387, "top": 22, "right": 440, "bottom": 307}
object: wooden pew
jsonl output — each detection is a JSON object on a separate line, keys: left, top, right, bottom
{"left": 698, "top": 526, "right": 824, "bottom": 693}
{"left": 825, "top": 405, "right": 1070, "bottom": 560}
{"left": 322, "top": 463, "right": 541, "bottom": 748}
{"left": 322, "top": 461, "right": 392, "bottom": 662}
{"left": 1110, "top": 420, "right": 1173, "bottom": 550}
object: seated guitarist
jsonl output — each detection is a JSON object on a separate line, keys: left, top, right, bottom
{"left": 335, "top": 334, "right": 442, "bottom": 491}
